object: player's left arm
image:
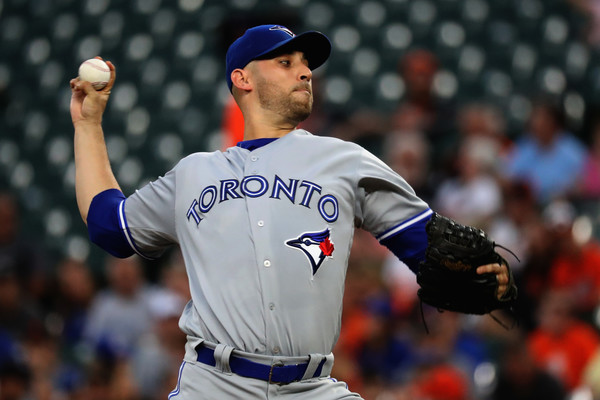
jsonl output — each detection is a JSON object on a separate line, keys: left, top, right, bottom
{"left": 355, "top": 146, "right": 512, "bottom": 300}
{"left": 378, "top": 212, "right": 511, "bottom": 300}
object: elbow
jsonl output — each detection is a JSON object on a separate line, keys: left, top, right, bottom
{"left": 88, "top": 222, "right": 134, "bottom": 258}
{"left": 87, "top": 189, "right": 135, "bottom": 258}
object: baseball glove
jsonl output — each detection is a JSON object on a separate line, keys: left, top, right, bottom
{"left": 416, "top": 213, "right": 518, "bottom": 315}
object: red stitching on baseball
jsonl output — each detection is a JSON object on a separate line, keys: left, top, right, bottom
{"left": 83, "top": 60, "right": 110, "bottom": 72}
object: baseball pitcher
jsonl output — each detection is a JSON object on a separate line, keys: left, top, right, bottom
{"left": 69, "top": 25, "right": 517, "bottom": 399}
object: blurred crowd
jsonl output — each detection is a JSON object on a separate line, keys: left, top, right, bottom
{"left": 325, "top": 48, "right": 600, "bottom": 400}
{"left": 5, "top": 11, "right": 600, "bottom": 400}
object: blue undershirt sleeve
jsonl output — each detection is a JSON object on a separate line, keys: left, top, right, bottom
{"left": 378, "top": 213, "right": 431, "bottom": 273}
{"left": 87, "top": 188, "right": 135, "bottom": 258}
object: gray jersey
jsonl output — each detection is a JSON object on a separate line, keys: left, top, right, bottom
{"left": 121, "top": 129, "right": 429, "bottom": 357}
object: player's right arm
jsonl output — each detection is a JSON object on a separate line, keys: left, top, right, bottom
{"left": 70, "top": 59, "right": 138, "bottom": 258}
{"left": 69, "top": 58, "right": 119, "bottom": 223}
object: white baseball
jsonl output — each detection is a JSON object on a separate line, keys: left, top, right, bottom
{"left": 78, "top": 58, "right": 110, "bottom": 90}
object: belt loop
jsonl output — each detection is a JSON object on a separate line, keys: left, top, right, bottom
{"left": 301, "top": 354, "right": 324, "bottom": 380}
{"left": 213, "top": 344, "right": 234, "bottom": 375}
{"left": 320, "top": 353, "right": 334, "bottom": 376}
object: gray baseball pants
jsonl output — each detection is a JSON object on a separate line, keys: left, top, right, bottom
{"left": 167, "top": 337, "right": 363, "bottom": 399}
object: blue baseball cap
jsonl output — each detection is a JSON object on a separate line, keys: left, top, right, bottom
{"left": 226, "top": 24, "right": 331, "bottom": 92}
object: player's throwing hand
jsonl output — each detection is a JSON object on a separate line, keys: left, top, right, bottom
{"left": 70, "top": 57, "right": 115, "bottom": 126}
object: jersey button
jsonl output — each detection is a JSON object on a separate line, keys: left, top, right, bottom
{"left": 258, "top": 220, "right": 264, "bottom": 227}
{"left": 269, "top": 303, "right": 275, "bottom": 310}
{"left": 264, "top": 260, "right": 271, "bottom": 267}
{"left": 273, "top": 346, "right": 280, "bottom": 354}
{"left": 251, "top": 156, "right": 258, "bottom": 161}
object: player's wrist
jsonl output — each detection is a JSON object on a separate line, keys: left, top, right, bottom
{"left": 74, "top": 118, "right": 103, "bottom": 129}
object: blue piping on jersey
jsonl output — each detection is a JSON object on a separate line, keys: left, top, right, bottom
{"left": 117, "top": 198, "right": 154, "bottom": 260}
{"left": 376, "top": 209, "right": 433, "bottom": 241}
{"left": 168, "top": 361, "right": 186, "bottom": 399}
{"left": 87, "top": 189, "right": 152, "bottom": 259}
{"left": 237, "top": 137, "right": 278, "bottom": 151}
{"left": 378, "top": 209, "right": 432, "bottom": 273}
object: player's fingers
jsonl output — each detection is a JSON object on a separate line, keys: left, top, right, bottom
{"left": 102, "top": 60, "right": 116, "bottom": 92}
{"left": 497, "top": 283, "right": 508, "bottom": 299}
{"left": 496, "top": 273, "right": 509, "bottom": 285}
{"left": 476, "top": 263, "right": 501, "bottom": 275}
{"left": 77, "top": 80, "right": 98, "bottom": 96}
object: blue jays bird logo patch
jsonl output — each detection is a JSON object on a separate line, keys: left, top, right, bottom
{"left": 286, "top": 228, "right": 334, "bottom": 278}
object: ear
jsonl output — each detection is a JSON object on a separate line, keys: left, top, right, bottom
{"left": 231, "top": 68, "right": 252, "bottom": 92}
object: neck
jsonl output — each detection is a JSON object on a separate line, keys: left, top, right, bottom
{"left": 242, "top": 112, "right": 299, "bottom": 141}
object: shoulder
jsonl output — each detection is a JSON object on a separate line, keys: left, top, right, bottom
{"left": 174, "top": 150, "right": 228, "bottom": 169}
{"left": 289, "top": 130, "right": 364, "bottom": 152}
{"left": 288, "top": 129, "right": 362, "bottom": 150}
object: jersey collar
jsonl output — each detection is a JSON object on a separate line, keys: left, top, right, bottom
{"left": 236, "top": 137, "right": 279, "bottom": 151}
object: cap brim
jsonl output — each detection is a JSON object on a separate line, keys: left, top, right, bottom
{"left": 255, "top": 31, "right": 331, "bottom": 71}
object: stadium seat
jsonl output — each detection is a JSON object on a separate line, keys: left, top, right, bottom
{"left": 303, "top": 2, "right": 335, "bottom": 30}
{"left": 408, "top": 0, "right": 437, "bottom": 40}
{"left": 461, "top": 0, "right": 489, "bottom": 37}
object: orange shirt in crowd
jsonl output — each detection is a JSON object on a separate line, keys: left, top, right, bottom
{"left": 222, "top": 97, "right": 245, "bottom": 149}
{"left": 549, "top": 242, "right": 600, "bottom": 312}
{"left": 528, "top": 320, "right": 600, "bottom": 391}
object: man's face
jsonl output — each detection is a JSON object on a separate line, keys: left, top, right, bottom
{"left": 249, "top": 51, "right": 313, "bottom": 124}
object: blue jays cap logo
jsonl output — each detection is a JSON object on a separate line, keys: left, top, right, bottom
{"left": 269, "top": 25, "right": 295, "bottom": 37}
{"left": 286, "top": 228, "right": 335, "bottom": 278}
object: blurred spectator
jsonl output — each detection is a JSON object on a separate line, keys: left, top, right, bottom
{"left": 0, "top": 191, "right": 48, "bottom": 307}
{"left": 543, "top": 200, "right": 600, "bottom": 317}
{"left": 487, "top": 181, "right": 538, "bottom": 271}
{"left": 0, "top": 265, "right": 44, "bottom": 343}
{"left": 528, "top": 289, "right": 600, "bottom": 392}
{"left": 412, "top": 310, "right": 490, "bottom": 383}
{"left": 391, "top": 49, "right": 457, "bottom": 170}
{"left": 136, "top": 293, "right": 185, "bottom": 398}
{"left": 52, "top": 258, "right": 96, "bottom": 363}
{"left": 383, "top": 130, "right": 433, "bottom": 203}
{"left": 132, "top": 289, "right": 186, "bottom": 400}
{"left": 568, "top": 0, "right": 600, "bottom": 47}
{"left": 457, "top": 103, "right": 508, "bottom": 142}
{"left": 577, "top": 119, "right": 600, "bottom": 198}
{"left": 502, "top": 100, "right": 586, "bottom": 204}
{"left": 79, "top": 354, "right": 140, "bottom": 400}
{"left": 406, "top": 363, "right": 471, "bottom": 400}
{"left": 83, "top": 256, "right": 154, "bottom": 359}
{"left": 493, "top": 337, "right": 566, "bottom": 400}
{"left": 0, "top": 361, "right": 31, "bottom": 400}
{"left": 23, "top": 331, "right": 78, "bottom": 400}
{"left": 583, "top": 349, "right": 600, "bottom": 399}
{"left": 356, "top": 298, "right": 414, "bottom": 385}
{"left": 433, "top": 136, "right": 503, "bottom": 227}
{"left": 221, "top": 96, "right": 245, "bottom": 150}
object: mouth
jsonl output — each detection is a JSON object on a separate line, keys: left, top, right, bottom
{"left": 293, "top": 85, "right": 312, "bottom": 95}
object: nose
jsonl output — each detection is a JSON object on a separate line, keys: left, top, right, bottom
{"left": 299, "top": 64, "right": 312, "bottom": 82}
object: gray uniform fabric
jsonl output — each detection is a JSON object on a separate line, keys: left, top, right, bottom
{"left": 121, "top": 129, "right": 429, "bottom": 396}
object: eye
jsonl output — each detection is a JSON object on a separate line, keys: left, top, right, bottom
{"left": 279, "top": 59, "right": 290, "bottom": 66}
{"left": 303, "top": 239, "right": 312, "bottom": 246}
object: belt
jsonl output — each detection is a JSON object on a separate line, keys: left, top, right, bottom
{"left": 195, "top": 343, "right": 328, "bottom": 384}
